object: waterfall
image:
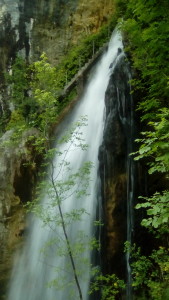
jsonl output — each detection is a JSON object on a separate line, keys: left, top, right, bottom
{"left": 7, "top": 30, "right": 123, "bottom": 300}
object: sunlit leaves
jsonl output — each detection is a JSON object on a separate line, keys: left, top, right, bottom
{"left": 133, "top": 108, "right": 169, "bottom": 242}
{"left": 125, "top": 243, "right": 169, "bottom": 300}
{"left": 136, "top": 191, "right": 169, "bottom": 236}
{"left": 126, "top": 244, "right": 169, "bottom": 300}
{"left": 90, "top": 272, "right": 125, "bottom": 300}
{"left": 133, "top": 108, "right": 169, "bottom": 176}
{"left": 119, "top": 0, "right": 169, "bottom": 121}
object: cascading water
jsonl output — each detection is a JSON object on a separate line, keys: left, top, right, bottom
{"left": 7, "top": 30, "right": 123, "bottom": 300}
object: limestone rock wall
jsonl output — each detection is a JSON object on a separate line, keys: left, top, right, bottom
{"left": 0, "top": 0, "right": 114, "bottom": 70}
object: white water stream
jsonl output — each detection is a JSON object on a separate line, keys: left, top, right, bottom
{"left": 7, "top": 30, "right": 123, "bottom": 300}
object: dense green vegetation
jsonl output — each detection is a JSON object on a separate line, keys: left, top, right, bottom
{"left": 115, "top": 0, "right": 169, "bottom": 298}
{"left": 90, "top": 273, "right": 125, "bottom": 300}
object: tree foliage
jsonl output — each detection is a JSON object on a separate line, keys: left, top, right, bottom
{"left": 5, "top": 57, "right": 29, "bottom": 107}
{"left": 90, "top": 271, "right": 125, "bottom": 300}
{"left": 30, "top": 53, "right": 59, "bottom": 136}
{"left": 125, "top": 243, "right": 169, "bottom": 300}
{"left": 117, "top": 0, "right": 169, "bottom": 119}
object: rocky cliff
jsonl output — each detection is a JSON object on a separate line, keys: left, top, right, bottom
{"left": 0, "top": 128, "right": 40, "bottom": 298}
{"left": 0, "top": 0, "right": 114, "bottom": 69}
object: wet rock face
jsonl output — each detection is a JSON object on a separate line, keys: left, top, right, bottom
{"left": 99, "top": 55, "right": 132, "bottom": 276}
{"left": 0, "top": 129, "right": 39, "bottom": 299}
{"left": 0, "top": 0, "right": 77, "bottom": 70}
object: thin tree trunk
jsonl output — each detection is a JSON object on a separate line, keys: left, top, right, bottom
{"left": 51, "top": 176, "right": 83, "bottom": 300}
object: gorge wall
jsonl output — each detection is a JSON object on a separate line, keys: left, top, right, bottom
{"left": 0, "top": 0, "right": 114, "bottom": 70}
{"left": 98, "top": 51, "right": 149, "bottom": 288}
{"left": 99, "top": 53, "right": 143, "bottom": 279}
{"left": 99, "top": 54, "right": 132, "bottom": 278}
{"left": 0, "top": 128, "right": 41, "bottom": 299}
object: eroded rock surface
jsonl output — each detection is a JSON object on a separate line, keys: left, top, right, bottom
{"left": 0, "top": 0, "right": 114, "bottom": 68}
{"left": 99, "top": 54, "right": 134, "bottom": 277}
{"left": 0, "top": 128, "right": 39, "bottom": 298}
